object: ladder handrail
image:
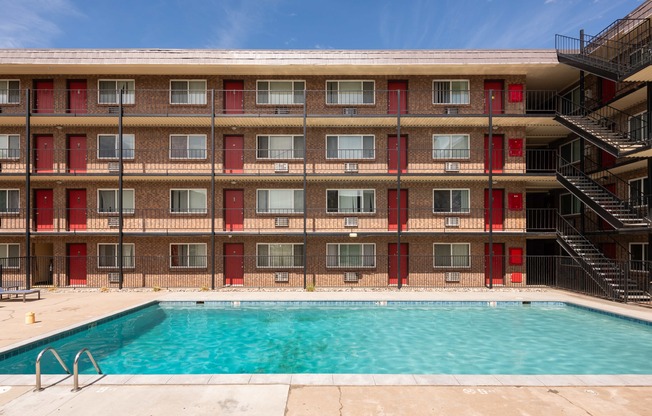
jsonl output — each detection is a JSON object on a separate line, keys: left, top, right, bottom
{"left": 35, "top": 347, "right": 71, "bottom": 391}
{"left": 73, "top": 348, "right": 103, "bottom": 391}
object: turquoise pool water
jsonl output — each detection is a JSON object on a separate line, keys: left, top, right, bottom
{"left": 1, "top": 301, "right": 651, "bottom": 375}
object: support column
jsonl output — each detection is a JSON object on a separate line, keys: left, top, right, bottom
{"left": 210, "top": 90, "right": 216, "bottom": 289}
{"left": 488, "top": 89, "right": 494, "bottom": 289}
{"left": 396, "top": 90, "right": 402, "bottom": 290}
{"left": 647, "top": 82, "right": 652, "bottom": 140}
{"left": 302, "top": 90, "right": 308, "bottom": 289}
{"left": 118, "top": 90, "right": 124, "bottom": 290}
{"left": 25, "top": 89, "right": 31, "bottom": 289}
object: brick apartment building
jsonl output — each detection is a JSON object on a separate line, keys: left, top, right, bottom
{"left": 0, "top": 3, "right": 651, "bottom": 301}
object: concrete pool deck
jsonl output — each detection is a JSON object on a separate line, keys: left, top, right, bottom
{"left": 1, "top": 289, "right": 652, "bottom": 415}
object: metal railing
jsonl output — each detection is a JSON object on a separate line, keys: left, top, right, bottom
{"left": 0, "top": 88, "right": 559, "bottom": 117}
{"left": 72, "top": 348, "right": 102, "bottom": 391}
{"left": 35, "top": 347, "right": 71, "bottom": 391}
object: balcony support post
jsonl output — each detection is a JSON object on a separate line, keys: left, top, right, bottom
{"left": 25, "top": 89, "right": 31, "bottom": 289}
{"left": 210, "top": 90, "right": 216, "bottom": 289}
{"left": 396, "top": 90, "right": 403, "bottom": 290}
{"left": 302, "top": 89, "right": 308, "bottom": 289}
{"left": 647, "top": 82, "right": 652, "bottom": 140}
{"left": 647, "top": 157, "right": 652, "bottom": 219}
{"left": 118, "top": 89, "right": 124, "bottom": 290}
{"left": 488, "top": 90, "right": 494, "bottom": 289}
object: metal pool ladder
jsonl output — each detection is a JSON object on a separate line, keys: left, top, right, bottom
{"left": 34, "top": 347, "right": 103, "bottom": 392}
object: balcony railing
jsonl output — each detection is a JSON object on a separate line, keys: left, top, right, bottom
{"left": 0, "top": 207, "right": 555, "bottom": 234}
{"left": 0, "top": 147, "right": 556, "bottom": 176}
{"left": 0, "top": 88, "right": 559, "bottom": 117}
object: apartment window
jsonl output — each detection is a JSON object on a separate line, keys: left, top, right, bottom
{"left": 98, "top": 134, "right": 135, "bottom": 159}
{"left": 629, "top": 111, "right": 648, "bottom": 141}
{"left": 0, "top": 80, "right": 19, "bottom": 104}
{"left": 630, "top": 242, "right": 649, "bottom": 271}
{"left": 256, "top": 81, "right": 305, "bottom": 105}
{"left": 98, "top": 80, "right": 135, "bottom": 104}
{"left": 98, "top": 243, "right": 135, "bottom": 268}
{"left": 327, "top": 190, "right": 375, "bottom": 213}
{"left": 257, "top": 189, "right": 304, "bottom": 214}
{"left": 561, "top": 87, "right": 581, "bottom": 114}
{"left": 326, "top": 243, "right": 375, "bottom": 268}
{"left": 326, "top": 81, "right": 374, "bottom": 105}
{"left": 629, "top": 177, "right": 649, "bottom": 207}
{"left": 559, "top": 139, "right": 581, "bottom": 165}
{"left": 432, "top": 134, "right": 470, "bottom": 159}
{"left": 0, "top": 244, "right": 19, "bottom": 269}
{"left": 257, "top": 135, "right": 304, "bottom": 159}
{"left": 170, "top": 135, "right": 206, "bottom": 159}
{"left": 326, "top": 135, "right": 374, "bottom": 159}
{"left": 0, "top": 189, "right": 19, "bottom": 213}
{"left": 170, "top": 80, "right": 206, "bottom": 105}
{"left": 0, "top": 134, "right": 19, "bottom": 159}
{"left": 433, "top": 80, "right": 469, "bottom": 105}
{"left": 433, "top": 189, "right": 470, "bottom": 213}
{"left": 98, "top": 189, "right": 135, "bottom": 214}
{"left": 170, "top": 189, "right": 207, "bottom": 214}
{"left": 257, "top": 243, "right": 304, "bottom": 268}
{"left": 170, "top": 243, "right": 207, "bottom": 268}
{"left": 560, "top": 193, "right": 581, "bottom": 216}
{"left": 433, "top": 243, "right": 471, "bottom": 268}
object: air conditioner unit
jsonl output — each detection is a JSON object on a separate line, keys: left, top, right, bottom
{"left": 344, "top": 217, "right": 358, "bottom": 227}
{"left": 344, "top": 162, "right": 358, "bottom": 173}
{"left": 343, "top": 107, "right": 358, "bottom": 115}
{"left": 275, "top": 217, "right": 289, "bottom": 227}
{"left": 275, "top": 107, "right": 290, "bottom": 115}
{"left": 107, "top": 217, "right": 120, "bottom": 228}
{"left": 445, "top": 217, "right": 460, "bottom": 227}
{"left": 107, "top": 106, "right": 120, "bottom": 114}
{"left": 445, "top": 162, "right": 460, "bottom": 172}
{"left": 108, "top": 272, "right": 120, "bottom": 283}
{"left": 108, "top": 162, "right": 120, "bottom": 172}
{"left": 274, "top": 162, "right": 289, "bottom": 173}
{"left": 445, "top": 107, "right": 459, "bottom": 115}
{"left": 344, "top": 272, "right": 359, "bottom": 282}
{"left": 445, "top": 272, "right": 461, "bottom": 283}
{"left": 0, "top": 107, "right": 3, "bottom": 114}
{"left": 274, "top": 271, "right": 289, "bottom": 282}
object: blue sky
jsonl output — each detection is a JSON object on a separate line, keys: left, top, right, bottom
{"left": 0, "top": 0, "right": 645, "bottom": 50}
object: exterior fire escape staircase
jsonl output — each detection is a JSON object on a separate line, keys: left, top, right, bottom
{"left": 555, "top": 97, "right": 648, "bottom": 157}
{"left": 557, "top": 214, "right": 650, "bottom": 301}
{"left": 555, "top": 18, "right": 652, "bottom": 82}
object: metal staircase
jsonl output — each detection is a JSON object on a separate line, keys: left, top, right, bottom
{"left": 555, "top": 18, "right": 651, "bottom": 81}
{"left": 557, "top": 157, "right": 650, "bottom": 229}
{"left": 557, "top": 215, "right": 650, "bottom": 301}
{"left": 555, "top": 97, "right": 648, "bottom": 157}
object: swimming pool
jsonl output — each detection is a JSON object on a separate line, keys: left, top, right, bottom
{"left": 1, "top": 301, "right": 651, "bottom": 375}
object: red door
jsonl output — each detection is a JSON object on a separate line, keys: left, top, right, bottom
{"left": 601, "top": 78, "right": 616, "bottom": 104}
{"left": 224, "top": 135, "right": 244, "bottom": 173}
{"left": 388, "top": 80, "right": 408, "bottom": 114}
{"left": 68, "top": 243, "right": 87, "bottom": 286}
{"left": 67, "top": 135, "right": 87, "bottom": 173}
{"left": 224, "top": 80, "right": 244, "bottom": 114}
{"left": 387, "top": 134, "right": 408, "bottom": 173}
{"left": 67, "top": 80, "right": 87, "bottom": 114}
{"left": 484, "top": 81, "right": 504, "bottom": 114}
{"left": 34, "top": 135, "right": 54, "bottom": 172}
{"left": 67, "top": 189, "right": 87, "bottom": 230}
{"left": 388, "top": 243, "right": 408, "bottom": 285}
{"left": 484, "top": 189, "right": 504, "bottom": 230}
{"left": 224, "top": 243, "right": 244, "bottom": 286}
{"left": 33, "top": 80, "right": 54, "bottom": 113}
{"left": 484, "top": 134, "right": 504, "bottom": 173}
{"left": 224, "top": 189, "right": 244, "bottom": 231}
{"left": 34, "top": 189, "right": 54, "bottom": 230}
{"left": 600, "top": 184, "right": 616, "bottom": 230}
{"left": 601, "top": 243, "right": 617, "bottom": 259}
{"left": 601, "top": 150, "right": 616, "bottom": 169}
{"left": 485, "top": 243, "right": 504, "bottom": 285}
{"left": 388, "top": 189, "right": 408, "bottom": 230}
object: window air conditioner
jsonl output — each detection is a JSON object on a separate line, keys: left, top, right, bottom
{"left": 344, "top": 217, "right": 358, "bottom": 227}
{"left": 274, "top": 271, "right": 289, "bottom": 282}
{"left": 274, "top": 162, "right": 289, "bottom": 173}
{"left": 445, "top": 217, "right": 460, "bottom": 227}
{"left": 445, "top": 107, "right": 459, "bottom": 115}
{"left": 344, "top": 163, "right": 359, "bottom": 173}
{"left": 343, "top": 107, "right": 358, "bottom": 115}
{"left": 344, "top": 272, "right": 359, "bottom": 282}
{"left": 274, "top": 107, "right": 290, "bottom": 114}
{"left": 445, "top": 272, "right": 461, "bottom": 282}
{"left": 108, "top": 272, "right": 120, "bottom": 283}
{"left": 275, "top": 217, "right": 289, "bottom": 227}
{"left": 445, "top": 162, "right": 460, "bottom": 172}
{"left": 108, "top": 162, "right": 120, "bottom": 172}
{"left": 107, "top": 217, "right": 120, "bottom": 228}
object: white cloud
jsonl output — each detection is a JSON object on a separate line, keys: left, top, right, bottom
{"left": 0, "top": 0, "right": 81, "bottom": 48}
